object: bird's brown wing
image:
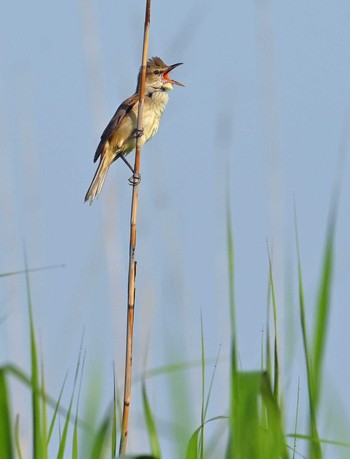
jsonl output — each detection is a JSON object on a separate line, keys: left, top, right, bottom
{"left": 93, "top": 92, "right": 139, "bottom": 163}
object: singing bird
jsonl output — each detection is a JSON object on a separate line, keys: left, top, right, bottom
{"left": 84, "top": 56, "right": 184, "bottom": 204}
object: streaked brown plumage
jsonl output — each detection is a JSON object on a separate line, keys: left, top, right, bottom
{"left": 84, "top": 57, "right": 184, "bottom": 204}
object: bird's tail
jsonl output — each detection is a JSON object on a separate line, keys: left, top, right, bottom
{"left": 84, "top": 156, "right": 110, "bottom": 205}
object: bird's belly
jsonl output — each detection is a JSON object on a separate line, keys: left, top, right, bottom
{"left": 116, "top": 125, "right": 152, "bottom": 155}
{"left": 112, "top": 92, "right": 168, "bottom": 156}
{"left": 119, "top": 110, "right": 162, "bottom": 155}
{"left": 143, "top": 111, "right": 161, "bottom": 141}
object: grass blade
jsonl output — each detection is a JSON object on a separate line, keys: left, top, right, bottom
{"left": 230, "top": 371, "right": 288, "bottom": 459}
{"left": 267, "top": 246, "right": 280, "bottom": 400}
{"left": 287, "top": 433, "right": 350, "bottom": 448}
{"left": 56, "top": 393, "right": 74, "bottom": 458}
{"left": 226, "top": 204, "right": 238, "bottom": 458}
{"left": 186, "top": 426, "right": 199, "bottom": 459}
{"left": 260, "top": 372, "right": 289, "bottom": 459}
{"left": 292, "top": 380, "right": 301, "bottom": 459}
{"left": 72, "top": 352, "right": 85, "bottom": 459}
{"left": 0, "top": 264, "right": 65, "bottom": 279}
{"left": 204, "top": 345, "right": 221, "bottom": 420}
{"left": 232, "top": 371, "right": 262, "bottom": 459}
{"left": 40, "top": 358, "right": 49, "bottom": 459}
{"left": 294, "top": 213, "right": 322, "bottom": 459}
{"left": 89, "top": 414, "right": 110, "bottom": 459}
{"left": 186, "top": 416, "right": 227, "bottom": 459}
{"left": 24, "top": 252, "right": 45, "bottom": 459}
{"left": 136, "top": 357, "right": 218, "bottom": 382}
{"left": 47, "top": 374, "right": 68, "bottom": 445}
{"left": 226, "top": 205, "right": 237, "bottom": 371}
{"left": 56, "top": 347, "right": 84, "bottom": 459}
{"left": 0, "top": 368, "right": 13, "bottom": 459}
{"left": 14, "top": 415, "right": 23, "bottom": 459}
{"left": 312, "top": 220, "right": 335, "bottom": 406}
{"left": 72, "top": 419, "right": 78, "bottom": 459}
{"left": 199, "top": 313, "right": 205, "bottom": 459}
{"left": 142, "top": 379, "right": 161, "bottom": 458}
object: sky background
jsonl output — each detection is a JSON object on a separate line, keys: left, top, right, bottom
{"left": 1, "top": 0, "right": 350, "bottom": 457}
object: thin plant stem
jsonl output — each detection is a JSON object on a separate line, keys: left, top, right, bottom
{"left": 119, "top": 0, "right": 151, "bottom": 455}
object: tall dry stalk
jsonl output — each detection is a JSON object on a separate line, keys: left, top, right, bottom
{"left": 119, "top": 0, "right": 151, "bottom": 455}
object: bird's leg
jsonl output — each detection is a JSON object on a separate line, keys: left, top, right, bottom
{"left": 126, "top": 129, "right": 143, "bottom": 184}
{"left": 120, "top": 155, "right": 135, "bottom": 173}
{"left": 133, "top": 128, "right": 144, "bottom": 139}
{"left": 119, "top": 155, "right": 141, "bottom": 186}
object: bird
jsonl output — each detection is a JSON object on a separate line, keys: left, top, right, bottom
{"left": 84, "top": 56, "right": 184, "bottom": 204}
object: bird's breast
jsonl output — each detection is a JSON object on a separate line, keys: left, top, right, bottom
{"left": 143, "top": 91, "right": 169, "bottom": 141}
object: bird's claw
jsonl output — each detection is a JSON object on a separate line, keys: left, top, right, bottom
{"left": 128, "top": 172, "right": 141, "bottom": 186}
{"left": 133, "top": 128, "right": 144, "bottom": 139}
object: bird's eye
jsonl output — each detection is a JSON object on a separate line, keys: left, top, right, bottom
{"left": 154, "top": 70, "right": 160, "bottom": 75}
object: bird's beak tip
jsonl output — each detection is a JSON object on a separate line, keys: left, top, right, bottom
{"left": 169, "top": 62, "right": 183, "bottom": 70}
{"left": 167, "top": 62, "right": 184, "bottom": 87}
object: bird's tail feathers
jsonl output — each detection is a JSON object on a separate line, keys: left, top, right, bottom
{"left": 84, "top": 156, "right": 110, "bottom": 205}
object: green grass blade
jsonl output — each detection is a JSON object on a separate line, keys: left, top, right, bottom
{"left": 4, "top": 364, "right": 89, "bottom": 434}
{"left": 89, "top": 414, "right": 110, "bottom": 459}
{"left": 47, "top": 374, "right": 68, "bottom": 445}
{"left": 40, "top": 358, "right": 49, "bottom": 459}
{"left": 24, "top": 252, "right": 45, "bottom": 459}
{"left": 14, "top": 415, "right": 23, "bottom": 459}
{"left": 0, "top": 368, "right": 13, "bottom": 459}
{"left": 0, "top": 264, "right": 65, "bottom": 278}
{"left": 136, "top": 357, "right": 218, "bottom": 382}
{"left": 56, "top": 395, "right": 74, "bottom": 459}
{"left": 142, "top": 380, "right": 161, "bottom": 459}
{"left": 72, "top": 390, "right": 80, "bottom": 458}
{"left": 226, "top": 205, "right": 237, "bottom": 371}
{"left": 229, "top": 371, "right": 288, "bottom": 459}
{"left": 119, "top": 456, "right": 159, "bottom": 458}
{"left": 312, "top": 220, "right": 335, "bottom": 406}
{"left": 260, "top": 372, "right": 289, "bottom": 459}
{"left": 56, "top": 346, "right": 83, "bottom": 459}
{"left": 72, "top": 351, "right": 86, "bottom": 459}
{"left": 3, "top": 363, "right": 35, "bottom": 388}
{"left": 292, "top": 380, "right": 301, "bottom": 459}
{"left": 199, "top": 313, "right": 205, "bottom": 459}
{"left": 186, "top": 426, "right": 199, "bottom": 459}
{"left": 72, "top": 421, "right": 78, "bottom": 459}
{"left": 265, "top": 289, "right": 272, "bottom": 388}
{"left": 232, "top": 371, "right": 262, "bottom": 459}
{"left": 198, "top": 339, "right": 222, "bottom": 459}
{"left": 287, "top": 433, "right": 350, "bottom": 448}
{"left": 267, "top": 245, "right": 280, "bottom": 400}
{"left": 204, "top": 344, "right": 221, "bottom": 420}
{"left": 294, "top": 213, "right": 322, "bottom": 459}
{"left": 226, "top": 204, "right": 237, "bottom": 458}
{"left": 186, "top": 416, "right": 227, "bottom": 459}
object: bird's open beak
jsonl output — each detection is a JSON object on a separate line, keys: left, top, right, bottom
{"left": 163, "top": 63, "right": 185, "bottom": 87}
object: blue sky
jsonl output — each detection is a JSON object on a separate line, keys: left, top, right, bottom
{"left": 1, "top": 0, "right": 350, "bottom": 457}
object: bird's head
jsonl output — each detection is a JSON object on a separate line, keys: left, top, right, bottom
{"left": 137, "top": 57, "right": 184, "bottom": 93}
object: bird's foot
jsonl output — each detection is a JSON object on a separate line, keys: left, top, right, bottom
{"left": 128, "top": 172, "right": 141, "bottom": 186}
{"left": 133, "top": 128, "right": 144, "bottom": 139}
